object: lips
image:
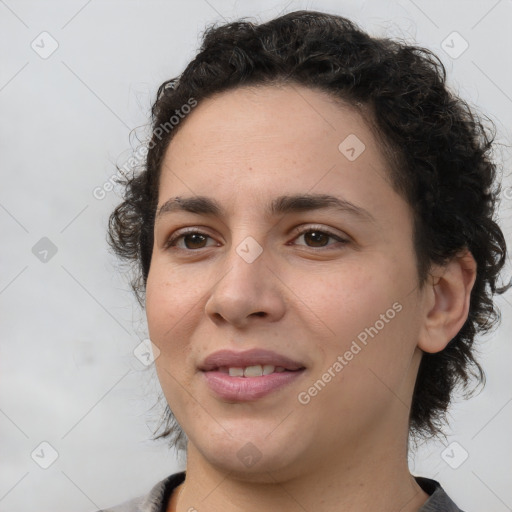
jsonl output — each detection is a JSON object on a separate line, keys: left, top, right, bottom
{"left": 198, "top": 348, "right": 305, "bottom": 372}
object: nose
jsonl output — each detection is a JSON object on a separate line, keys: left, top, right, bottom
{"left": 204, "top": 241, "right": 286, "bottom": 329}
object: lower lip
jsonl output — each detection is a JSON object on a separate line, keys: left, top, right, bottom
{"left": 202, "top": 369, "right": 306, "bottom": 401}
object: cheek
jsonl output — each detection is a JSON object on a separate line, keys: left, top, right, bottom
{"left": 302, "top": 255, "right": 419, "bottom": 377}
{"left": 145, "top": 263, "right": 204, "bottom": 362}
{"left": 146, "top": 267, "right": 199, "bottom": 409}
{"left": 296, "top": 259, "right": 400, "bottom": 341}
{"left": 146, "top": 256, "right": 204, "bottom": 321}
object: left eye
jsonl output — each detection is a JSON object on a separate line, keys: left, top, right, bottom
{"left": 291, "top": 227, "right": 348, "bottom": 248}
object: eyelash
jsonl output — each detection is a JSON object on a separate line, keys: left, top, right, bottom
{"left": 163, "top": 225, "right": 349, "bottom": 252}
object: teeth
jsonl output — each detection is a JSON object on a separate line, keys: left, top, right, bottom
{"left": 263, "top": 365, "right": 276, "bottom": 375}
{"left": 224, "top": 365, "right": 288, "bottom": 377}
{"left": 244, "top": 365, "right": 264, "bottom": 377}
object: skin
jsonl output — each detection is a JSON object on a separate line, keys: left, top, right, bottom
{"left": 145, "top": 83, "right": 477, "bottom": 512}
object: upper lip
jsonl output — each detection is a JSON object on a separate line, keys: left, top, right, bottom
{"left": 198, "top": 348, "right": 306, "bottom": 371}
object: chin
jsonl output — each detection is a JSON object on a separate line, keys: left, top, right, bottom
{"left": 189, "top": 424, "right": 308, "bottom": 481}
{"left": 206, "top": 449, "right": 301, "bottom": 482}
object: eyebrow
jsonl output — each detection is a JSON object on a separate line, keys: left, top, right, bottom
{"left": 155, "top": 193, "right": 376, "bottom": 224}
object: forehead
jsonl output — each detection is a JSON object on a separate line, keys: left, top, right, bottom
{"left": 158, "top": 84, "right": 402, "bottom": 222}
{"left": 167, "top": 84, "right": 377, "bottom": 161}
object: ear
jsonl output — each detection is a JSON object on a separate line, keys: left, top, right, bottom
{"left": 418, "top": 248, "right": 477, "bottom": 354}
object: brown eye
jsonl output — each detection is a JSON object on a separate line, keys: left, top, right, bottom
{"left": 293, "top": 226, "right": 348, "bottom": 249}
{"left": 165, "top": 230, "right": 217, "bottom": 250}
{"left": 302, "top": 230, "right": 330, "bottom": 247}
{"left": 181, "top": 233, "right": 208, "bottom": 249}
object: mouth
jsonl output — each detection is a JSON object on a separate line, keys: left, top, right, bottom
{"left": 199, "top": 348, "right": 306, "bottom": 401}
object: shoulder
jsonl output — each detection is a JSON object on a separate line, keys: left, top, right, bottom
{"left": 415, "top": 476, "right": 466, "bottom": 512}
{"left": 94, "top": 471, "right": 186, "bottom": 512}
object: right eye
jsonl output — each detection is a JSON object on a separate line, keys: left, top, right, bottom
{"left": 164, "top": 229, "right": 219, "bottom": 251}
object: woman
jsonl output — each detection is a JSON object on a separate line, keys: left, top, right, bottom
{"left": 102, "top": 10, "right": 509, "bottom": 512}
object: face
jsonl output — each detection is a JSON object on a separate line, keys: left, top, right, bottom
{"left": 146, "top": 84, "right": 428, "bottom": 479}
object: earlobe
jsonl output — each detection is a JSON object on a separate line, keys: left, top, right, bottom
{"left": 417, "top": 248, "right": 477, "bottom": 354}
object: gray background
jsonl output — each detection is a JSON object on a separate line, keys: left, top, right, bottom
{"left": 1, "top": 0, "right": 511, "bottom": 510}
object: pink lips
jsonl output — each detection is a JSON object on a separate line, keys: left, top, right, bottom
{"left": 198, "top": 348, "right": 306, "bottom": 401}
{"left": 202, "top": 370, "right": 305, "bottom": 401}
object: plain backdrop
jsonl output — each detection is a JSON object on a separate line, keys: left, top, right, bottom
{"left": 1, "top": 0, "right": 511, "bottom": 510}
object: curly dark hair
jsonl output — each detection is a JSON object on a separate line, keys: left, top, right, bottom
{"left": 107, "top": 10, "right": 510, "bottom": 446}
